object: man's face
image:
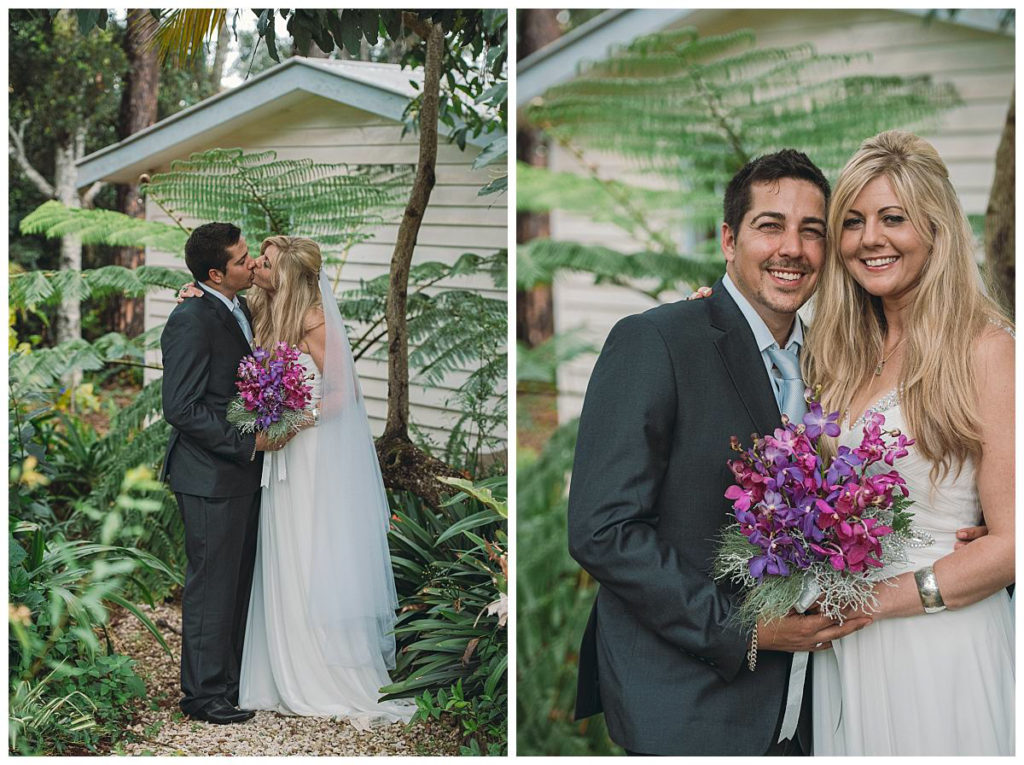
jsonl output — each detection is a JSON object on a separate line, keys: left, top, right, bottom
{"left": 722, "top": 179, "right": 826, "bottom": 331}
{"left": 207, "top": 236, "right": 254, "bottom": 296}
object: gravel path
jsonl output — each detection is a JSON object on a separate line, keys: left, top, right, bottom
{"left": 108, "top": 601, "right": 461, "bottom": 756}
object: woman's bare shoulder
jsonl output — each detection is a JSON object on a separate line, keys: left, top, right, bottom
{"left": 303, "top": 305, "right": 326, "bottom": 332}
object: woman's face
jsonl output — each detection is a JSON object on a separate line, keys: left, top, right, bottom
{"left": 253, "top": 244, "right": 279, "bottom": 292}
{"left": 839, "top": 175, "right": 930, "bottom": 304}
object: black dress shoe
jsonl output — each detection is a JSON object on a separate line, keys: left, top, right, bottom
{"left": 186, "top": 697, "right": 256, "bottom": 725}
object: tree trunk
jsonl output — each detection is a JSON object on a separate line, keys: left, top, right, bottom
{"left": 383, "top": 17, "right": 441, "bottom": 442}
{"left": 113, "top": 8, "right": 160, "bottom": 338}
{"left": 984, "top": 89, "right": 1014, "bottom": 318}
{"left": 516, "top": 10, "right": 562, "bottom": 348}
{"left": 209, "top": 15, "right": 231, "bottom": 91}
{"left": 54, "top": 133, "right": 83, "bottom": 349}
{"left": 375, "top": 15, "right": 462, "bottom": 506}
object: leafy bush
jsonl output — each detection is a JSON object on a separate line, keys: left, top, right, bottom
{"left": 9, "top": 465, "right": 181, "bottom": 755}
{"left": 384, "top": 476, "right": 508, "bottom": 755}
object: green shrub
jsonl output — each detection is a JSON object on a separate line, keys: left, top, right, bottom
{"left": 384, "top": 475, "right": 508, "bottom": 755}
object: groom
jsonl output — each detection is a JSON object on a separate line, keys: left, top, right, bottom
{"left": 567, "top": 151, "right": 873, "bottom": 755}
{"left": 160, "top": 222, "right": 287, "bottom": 724}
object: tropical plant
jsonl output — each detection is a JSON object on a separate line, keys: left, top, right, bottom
{"left": 518, "top": 25, "right": 960, "bottom": 300}
{"left": 9, "top": 463, "right": 181, "bottom": 755}
{"left": 16, "top": 147, "right": 506, "bottom": 483}
{"left": 8, "top": 10, "right": 128, "bottom": 349}
{"left": 384, "top": 476, "right": 508, "bottom": 755}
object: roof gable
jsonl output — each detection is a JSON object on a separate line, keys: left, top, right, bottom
{"left": 78, "top": 57, "right": 493, "bottom": 187}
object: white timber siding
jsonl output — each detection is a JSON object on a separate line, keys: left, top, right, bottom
{"left": 143, "top": 94, "right": 507, "bottom": 446}
{"left": 547, "top": 9, "right": 1013, "bottom": 422}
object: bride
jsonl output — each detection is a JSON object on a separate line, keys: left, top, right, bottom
{"left": 187, "top": 236, "right": 414, "bottom": 725}
{"left": 803, "top": 131, "right": 1014, "bottom": 755}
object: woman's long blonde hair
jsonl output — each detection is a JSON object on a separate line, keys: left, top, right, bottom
{"left": 804, "top": 130, "right": 1011, "bottom": 481}
{"left": 247, "top": 235, "right": 323, "bottom": 349}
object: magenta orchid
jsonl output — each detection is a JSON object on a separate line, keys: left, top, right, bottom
{"left": 721, "top": 392, "right": 915, "bottom": 584}
{"left": 227, "top": 342, "right": 314, "bottom": 440}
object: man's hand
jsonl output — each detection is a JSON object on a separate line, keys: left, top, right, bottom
{"left": 954, "top": 524, "right": 988, "bottom": 550}
{"left": 756, "top": 611, "right": 872, "bottom": 653}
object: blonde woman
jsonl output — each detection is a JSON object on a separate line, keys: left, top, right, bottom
{"left": 803, "top": 131, "right": 1014, "bottom": 755}
{"left": 180, "top": 236, "right": 413, "bottom": 726}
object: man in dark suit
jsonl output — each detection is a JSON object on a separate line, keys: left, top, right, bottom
{"left": 160, "top": 222, "right": 288, "bottom": 725}
{"left": 568, "top": 151, "right": 873, "bottom": 755}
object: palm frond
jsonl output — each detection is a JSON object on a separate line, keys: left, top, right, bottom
{"left": 151, "top": 9, "right": 226, "bottom": 65}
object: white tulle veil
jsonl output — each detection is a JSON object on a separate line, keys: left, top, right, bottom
{"left": 308, "top": 270, "right": 399, "bottom": 669}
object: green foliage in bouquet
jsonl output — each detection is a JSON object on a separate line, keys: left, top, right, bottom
{"left": 713, "top": 493, "right": 917, "bottom": 628}
{"left": 383, "top": 475, "right": 507, "bottom": 755}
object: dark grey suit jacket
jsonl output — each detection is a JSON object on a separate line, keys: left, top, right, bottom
{"left": 160, "top": 289, "right": 263, "bottom": 497}
{"left": 568, "top": 280, "right": 804, "bottom": 755}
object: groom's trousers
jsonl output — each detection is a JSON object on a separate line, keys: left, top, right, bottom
{"left": 176, "top": 491, "right": 261, "bottom": 714}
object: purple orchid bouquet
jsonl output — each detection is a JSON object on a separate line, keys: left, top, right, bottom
{"left": 226, "top": 342, "right": 313, "bottom": 442}
{"left": 712, "top": 390, "right": 919, "bottom": 627}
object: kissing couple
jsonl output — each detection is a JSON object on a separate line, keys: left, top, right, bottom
{"left": 569, "top": 131, "right": 1014, "bottom": 756}
{"left": 160, "top": 224, "right": 414, "bottom": 727}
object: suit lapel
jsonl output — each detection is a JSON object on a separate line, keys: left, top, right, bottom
{"left": 707, "top": 281, "right": 782, "bottom": 437}
{"left": 202, "top": 289, "right": 251, "bottom": 352}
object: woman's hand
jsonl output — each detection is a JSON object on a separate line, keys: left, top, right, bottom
{"left": 176, "top": 283, "right": 203, "bottom": 303}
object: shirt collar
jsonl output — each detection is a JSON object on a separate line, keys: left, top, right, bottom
{"left": 722, "top": 272, "right": 802, "bottom": 352}
{"left": 197, "top": 281, "right": 240, "bottom": 312}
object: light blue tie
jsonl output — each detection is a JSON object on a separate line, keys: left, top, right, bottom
{"left": 765, "top": 343, "right": 810, "bottom": 743}
{"left": 232, "top": 304, "right": 254, "bottom": 346}
{"left": 766, "top": 345, "right": 806, "bottom": 422}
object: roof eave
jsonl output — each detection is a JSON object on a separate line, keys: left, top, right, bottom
{"left": 78, "top": 58, "right": 496, "bottom": 187}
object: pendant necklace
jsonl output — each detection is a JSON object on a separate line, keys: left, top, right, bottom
{"left": 873, "top": 336, "right": 906, "bottom": 376}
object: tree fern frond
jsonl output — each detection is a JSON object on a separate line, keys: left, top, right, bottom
{"left": 144, "top": 149, "right": 413, "bottom": 245}
{"left": 20, "top": 201, "right": 188, "bottom": 251}
{"left": 10, "top": 340, "right": 107, "bottom": 395}
{"left": 527, "top": 27, "right": 958, "bottom": 189}
{"left": 10, "top": 329, "right": 163, "bottom": 397}
{"left": 517, "top": 239, "right": 724, "bottom": 295}
{"left": 516, "top": 162, "right": 717, "bottom": 224}
{"left": 517, "top": 331, "right": 600, "bottom": 385}
{"left": 11, "top": 265, "right": 191, "bottom": 310}
{"left": 106, "top": 379, "right": 164, "bottom": 445}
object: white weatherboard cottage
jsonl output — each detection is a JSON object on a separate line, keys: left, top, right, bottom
{"left": 78, "top": 57, "right": 507, "bottom": 447}
{"left": 518, "top": 9, "right": 1013, "bottom": 422}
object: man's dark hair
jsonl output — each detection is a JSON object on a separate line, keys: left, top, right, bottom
{"left": 184, "top": 222, "right": 242, "bottom": 282}
{"left": 723, "top": 150, "right": 830, "bottom": 235}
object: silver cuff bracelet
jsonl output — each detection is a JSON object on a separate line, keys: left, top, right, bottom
{"left": 914, "top": 565, "right": 946, "bottom": 613}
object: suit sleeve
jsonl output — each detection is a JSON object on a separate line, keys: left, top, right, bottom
{"left": 161, "top": 309, "right": 256, "bottom": 464}
{"left": 567, "top": 314, "right": 749, "bottom": 682}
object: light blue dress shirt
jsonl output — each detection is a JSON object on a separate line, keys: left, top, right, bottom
{"left": 721, "top": 272, "right": 804, "bottom": 403}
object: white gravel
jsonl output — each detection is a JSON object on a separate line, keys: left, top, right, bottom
{"left": 108, "top": 601, "right": 460, "bottom": 756}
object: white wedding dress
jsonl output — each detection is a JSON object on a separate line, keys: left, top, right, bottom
{"left": 239, "top": 282, "right": 415, "bottom": 727}
{"left": 812, "top": 392, "right": 1014, "bottom": 755}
